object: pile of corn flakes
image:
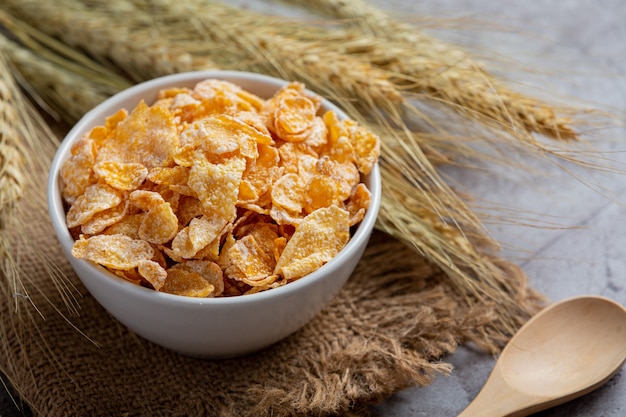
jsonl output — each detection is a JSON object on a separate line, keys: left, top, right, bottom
{"left": 61, "top": 79, "right": 379, "bottom": 297}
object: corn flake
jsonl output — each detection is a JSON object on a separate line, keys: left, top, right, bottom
{"left": 170, "top": 215, "right": 227, "bottom": 259}
{"left": 274, "top": 206, "right": 350, "bottom": 280}
{"left": 188, "top": 157, "right": 246, "bottom": 222}
{"left": 274, "top": 95, "right": 316, "bottom": 142}
{"left": 66, "top": 183, "right": 123, "bottom": 228}
{"left": 60, "top": 137, "right": 97, "bottom": 204}
{"left": 138, "top": 202, "right": 178, "bottom": 244}
{"left": 94, "top": 161, "right": 148, "bottom": 191}
{"left": 175, "top": 260, "right": 224, "bottom": 296}
{"left": 72, "top": 234, "right": 154, "bottom": 270}
{"left": 345, "top": 183, "right": 371, "bottom": 226}
{"left": 161, "top": 267, "right": 215, "bottom": 298}
{"left": 138, "top": 259, "right": 168, "bottom": 291}
{"left": 223, "top": 235, "right": 274, "bottom": 283}
{"left": 102, "top": 213, "right": 144, "bottom": 239}
{"left": 97, "top": 100, "right": 178, "bottom": 169}
{"left": 271, "top": 173, "right": 306, "bottom": 214}
{"left": 81, "top": 199, "right": 129, "bottom": 235}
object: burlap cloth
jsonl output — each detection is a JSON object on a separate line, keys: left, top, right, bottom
{"left": 0, "top": 165, "right": 543, "bottom": 417}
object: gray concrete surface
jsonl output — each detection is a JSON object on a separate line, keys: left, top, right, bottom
{"left": 2, "top": 1, "right": 625, "bottom": 416}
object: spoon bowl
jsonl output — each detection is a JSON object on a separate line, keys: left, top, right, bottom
{"left": 458, "top": 295, "right": 626, "bottom": 417}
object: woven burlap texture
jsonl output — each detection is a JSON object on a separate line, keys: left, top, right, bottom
{"left": 1, "top": 213, "right": 541, "bottom": 417}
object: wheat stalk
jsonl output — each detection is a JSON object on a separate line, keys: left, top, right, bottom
{"left": 0, "top": 10, "right": 131, "bottom": 123}
{"left": 0, "top": 56, "right": 29, "bottom": 311}
{"left": 0, "top": 52, "right": 85, "bottom": 404}
{"left": 0, "top": 33, "right": 127, "bottom": 123}
{"left": 1, "top": 0, "right": 218, "bottom": 82}
{"left": 0, "top": 108, "right": 24, "bottom": 217}
{"left": 159, "top": 2, "right": 602, "bottom": 171}
{"left": 286, "top": 0, "right": 579, "bottom": 142}
{"left": 0, "top": 49, "right": 80, "bottom": 312}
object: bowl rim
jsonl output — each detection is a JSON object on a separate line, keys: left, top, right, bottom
{"left": 47, "top": 70, "right": 381, "bottom": 307}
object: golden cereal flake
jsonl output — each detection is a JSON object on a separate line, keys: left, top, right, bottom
{"left": 350, "top": 124, "right": 381, "bottom": 175}
{"left": 188, "top": 157, "right": 246, "bottom": 222}
{"left": 274, "top": 206, "right": 350, "bottom": 281}
{"left": 129, "top": 189, "right": 165, "bottom": 211}
{"left": 170, "top": 215, "right": 228, "bottom": 259}
{"left": 93, "top": 161, "right": 148, "bottom": 191}
{"left": 147, "top": 166, "right": 189, "bottom": 188}
{"left": 224, "top": 234, "right": 276, "bottom": 283}
{"left": 270, "top": 173, "right": 306, "bottom": 214}
{"left": 97, "top": 100, "right": 179, "bottom": 169}
{"left": 273, "top": 95, "right": 317, "bottom": 142}
{"left": 101, "top": 213, "right": 144, "bottom": 239}
{"left": 161, "top": 267, "right": 215, "bottom": 297}
{"left": 71, "top": 234, "right": 155, "bottom": 270}
{"left": 176, "top": 260, "right": 225, "bottom": 296}
{"left": 66, "top": 183, "right": 123, "bottom": 228}
{"left": 81, "top": 199, "right": 129, "bottom": 235}
{"left": 345, "top": 183, "right": 371, "bottom": 226}
{"left": 60, "top": 136, "right": 97, "bottom": 204}
{"left": 138, "top": 259, "right": 168, "bottom": 290}
{"left": 138, "top": 202, "right": 179, "bottom": 244}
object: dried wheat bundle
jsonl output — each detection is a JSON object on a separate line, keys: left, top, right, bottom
{"left": 150, "top": 1, "right": 611, "bottom": 171}
{"left": 1, "top": 0, "right": 576, "bottom": 337}
{"left": 0, "top": 0, "right": 548, "bottom": 338}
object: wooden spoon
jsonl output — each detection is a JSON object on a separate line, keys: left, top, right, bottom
{"left": 458, "top": 295, "right": 626, "bottom": 417}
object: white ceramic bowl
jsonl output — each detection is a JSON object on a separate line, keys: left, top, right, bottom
{"left": 47, "top": 71, "right": 381, "bottom": 357}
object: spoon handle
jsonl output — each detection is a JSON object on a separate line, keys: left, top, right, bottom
{"left": 457, "top": 363, "right": 537, "bottom": 417}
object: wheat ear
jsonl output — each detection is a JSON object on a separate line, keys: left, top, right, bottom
{"left": 287, "top": 0, "right": 578, "bottom": 141}
{"left": 0, "top": 34, "right": 127, "bottom": 123}
{"left": 0, "top": 48, "right": 81, "bottom": 312}
{"left": 2, "top": 0, "right": 218, "bottom": 82}
{"left": 0, "top": 89, "right": 24, "bottom": 217}
{"left": 0, "top": 52, "right": 82, "bottom": 408}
